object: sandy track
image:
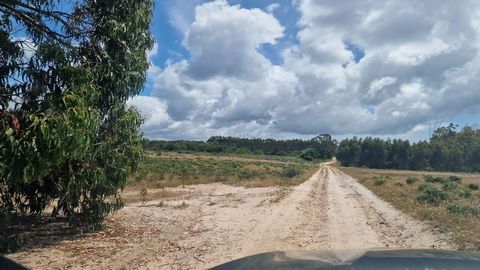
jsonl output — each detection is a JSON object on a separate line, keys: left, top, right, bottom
{"left": 8, "top": 162, "right": 452, "bottom": 269}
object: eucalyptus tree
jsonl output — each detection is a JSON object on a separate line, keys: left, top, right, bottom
{"left": 0, "top": 0, "right": 153, "bottom": 228}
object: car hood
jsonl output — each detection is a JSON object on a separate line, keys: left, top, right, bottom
{"left": 211, "top": 249, "right": 480, "bottom": 270}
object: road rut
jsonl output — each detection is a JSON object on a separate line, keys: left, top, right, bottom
{"left": 8, "top": 162, "right": 452, "bottom": 269}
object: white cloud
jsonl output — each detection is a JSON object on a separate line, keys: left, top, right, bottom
{"left": 164, "top": 0, "right": 205, "bottom": 33}
{"left": 136, "top": 0, "right": 480, "bottom": 140}
{"left": 387, "top": 39, "right": 453, "bottom": 66}
{"left": 146, "top": 41, "right": 161, "bottom": 77}
{"left": 128, "top": 96, "right": 171, "bottom": 134}
{"left": 185, "top": 0, "right": 284, "bottom": 80}
{"left": 367, "top": 76, "right": 397, "bottom": 98}
{"left": 267, "top": 3, "right": 280, "bottom": 13}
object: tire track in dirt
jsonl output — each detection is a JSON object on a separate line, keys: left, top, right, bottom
{"left": 8, "top": 161, "right": 453, "bottom": 270}
{"left": 330, "top": 166, "right": 452, "bottom": 249}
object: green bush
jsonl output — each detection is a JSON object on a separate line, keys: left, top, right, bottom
{"left": 373, "top": 176, "right": 387, "bottom": 185}
{"left": 468, "top": 183, "right": 479, "bottom": 190}
{"left": 446, "top": 204, "right": 480, "bottom": 217}
{"left": 417, "top": 184, "right": 449, "bottom": 204}
{"left": 458, "top": 188, "right": 472, "bottom": 198}
{"left": 280, "top": 166, "right": 301, "bottom": 178}
{"left": 418, "top": 184, "right": 429, "bottom": 191}
{"left": 424, "top": 175, "right": 445, "bottom": 183}
{"left": 448, "top": 175, "right": 462, "bottom": 183}
{"left": 406, "top": 177, "right": 417, "bottom": 185}
{"left": 424, "top": 175, "right": 435, "bottom": 182}
{"left": 442, "top": 181, "right": 458, "bottom": 191}
{"left": 299, "top": 148, "right": 315, "bottom": 161}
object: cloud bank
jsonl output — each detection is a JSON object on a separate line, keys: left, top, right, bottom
{"left": 131, "top": 0, "right": 480, "bottom": 140}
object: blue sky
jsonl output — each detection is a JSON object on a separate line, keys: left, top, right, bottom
{"left": 131, "top": 0, "right": 480, "bottom": 141}
{"left": 144, "top": 0, "right": 302, "bottom": 95}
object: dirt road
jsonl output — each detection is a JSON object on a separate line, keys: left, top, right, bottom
{"left": 8, "top": 162, "right": 452, "bottom": 269}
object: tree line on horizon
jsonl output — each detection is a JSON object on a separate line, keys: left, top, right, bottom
{"left": 148, "top": 124, "right": 480, "bottom": 173}
{"left": 145, "top": 134, "right": 337, "bottom": 160}
{"left": 337, "top": 124, "right": 480, "bottom": 172}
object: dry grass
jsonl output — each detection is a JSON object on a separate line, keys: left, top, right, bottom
{"left": 340, "top": 166, "right": 480, "bottom": 250}
{"left": 121, "top": 187, "right": 191, "bottom": 204}
{"left": 269, "top": 187, "right": 291, "bottom": 203}
{"left": 147, "top": 151, "right": 305, "bottom": 165}
{"left": 130, "top": 152, "right": 320, "bottom": 189}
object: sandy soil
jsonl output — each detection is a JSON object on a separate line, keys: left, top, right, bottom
{"left": 7, "top": 161, "right": 453, "bottom": 269}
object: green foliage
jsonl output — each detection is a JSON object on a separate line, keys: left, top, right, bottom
{"left": 209, "top": 134, "right": 337, "bottom": 158}
{"left": 299, "top": 148, "right": 315, "bottom": 161}
{"left": 446, "top": 204, "right": 480, "bottom": 217}
{"left": 442, "top": 181, "right": 458, "bottom": 192}
{"left": 406, "top": 177, "right": 417, "bottom": 185}
{"left": 145, "top": 134, "right": 337, "bottom": 160}
{"left": 417, "top": 185, "right": 449, "bottom": 205}
{"left": 458, "top": 188, "right": 472, "bottom": 199}
{"left": 448, "top": 175, "right": 462, "bottom": 183}
{"left": 418, "top": 183, "right": 429, "bottom": 191}
{"left": 468, "top": 183, "right": 479, "bottom": 190}
{"left": 337, "top": 124, "right": 480, "bottom": 173}
{"left": 336, "top": 137, "right": 361, "bottom": 166}
{"left": 132, "top": 155, "right": 311, "bottom": 186}
{"left": 373, "top": 176, "right": 387, "bottom": 185}
{"left": 0, "top": 0, "right": 153, "bottom": 233}
{"left": 280, "top": 166, "right": 301, "bottom": 178}
{"left": 424, "top": 175, "right": 445, "bottom": 183}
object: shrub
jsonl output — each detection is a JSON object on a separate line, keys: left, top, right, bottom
{"left": 424, "top": 175, "right": 445, "bottom": 183}
{"left": 417, "top": 185, "right": 449, "bottom": 204}
{"left": 446, "top": 204, "right": 480, "bottom": 217}
{"left": 280, "top": 166, "right": 301, "bottom": 178}
{"left": 442, "top": 181, "right": 458, "bottom": 191}
{"left": 374, "top": 179, "right": 386, "bottom": 185}
{"left": 299, "top": 149, "right": 315, "bottom": 161}
{"left": 418, "top": 184, "right": 429, "bottom": 191}
{"left": 373, "top": 176, "right": 387, "bottom": 185}
{"left": 448, "top": 175, "right": 462, "bottom": 183}
{"left": 458, "top": 188, "right": 472, "bottom": 198}
{"left": 406, "top": 177, "right": 417, "bottom": 185}
{"left": 468, "top": 183, "right": 479, "bottom": 190}
{"left": 424, "top": 175, "right": 435, "bottom": 182}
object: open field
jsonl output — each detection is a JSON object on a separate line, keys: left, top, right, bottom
{"left": 7, "top": 161, "right": 452, "bottom": 269}
{"left": 339, "top": 166, "right": 480, "bottom": 250}
{"left": 128, "top": 151, "right": 318, "bottom": 190}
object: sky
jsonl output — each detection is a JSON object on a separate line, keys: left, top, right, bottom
{"left": 128, "top": 0, "right": 480, "bottom": 141}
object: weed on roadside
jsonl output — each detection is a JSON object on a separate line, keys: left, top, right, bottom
{"left": 406, "top": 177, "right": 417, "bottom": 185}
{"left": 373, "top": 176, "right": 387, "bottom": 185}
{"left": 417, "top": 184, "right": 449, "bottom": 205}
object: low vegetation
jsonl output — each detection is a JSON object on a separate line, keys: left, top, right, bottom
{"left": 372, "top": 176, "right": 388, "bottom": 185}
{"left": 340, "top": 166, "right": 480, "bottom": 250}
{"left": 129, "top": 152, "right": 319, "bottom": 189}
{"left": 406, "top": 177, "right": 417, "bottom": 185}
